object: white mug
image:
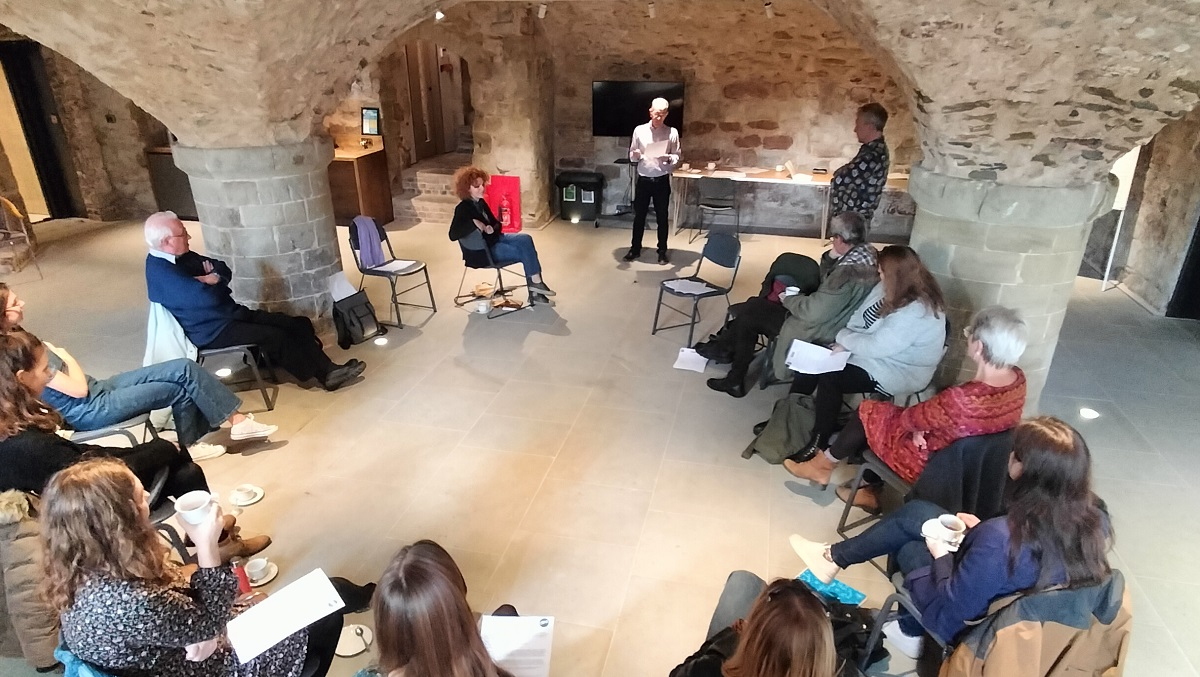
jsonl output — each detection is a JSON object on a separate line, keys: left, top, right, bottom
{"left": 245, "top": 557, "right": 270, "bottom": 583}
{"left": 475, "top": 299, "right": 490, "bottom": 314}
{"left": 174, "top": 490, "right": 217, "bottom": 525}
{"left": 706, "top": 162, "right": 717, "bottom": 170}
{"left": 934, "top": 514, "right": 966, "bottom": 545}
{"left": 680, "top": 163, "right": 691, "bottom": 170}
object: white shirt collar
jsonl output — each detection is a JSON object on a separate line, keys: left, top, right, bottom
{"left": 148, "top": 249, "right": 176, "bottom": 264}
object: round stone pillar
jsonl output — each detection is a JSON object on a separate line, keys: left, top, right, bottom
{"left": 172, "top": 138, "right": 339, "bottom": 336}
{"left": 906, "top": 166, "right": 1116, "bottom": 413}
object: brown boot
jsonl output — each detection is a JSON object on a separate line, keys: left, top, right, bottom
{"left": 782, "top": 453, "right": 836, "bottom": 488}
{"left": 218, "top": 534, "right": 272, "bottom": 563}
{"left": 184, "top": 514, "right": 236, "bottom": 548}
{"left": 836, "top": 483, "right": 881, "bottom": 514}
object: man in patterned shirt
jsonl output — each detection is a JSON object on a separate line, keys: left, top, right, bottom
{"left": 829, "top": 103, "right": 890, "bottom": 226}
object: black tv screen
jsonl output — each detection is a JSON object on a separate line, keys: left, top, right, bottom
{"left": 592, "top": 81, "right": 685, "bottom": 137}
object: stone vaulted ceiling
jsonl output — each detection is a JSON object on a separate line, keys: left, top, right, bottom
{"left": 2, "top": 0, "right": 1199, "bottom": 186}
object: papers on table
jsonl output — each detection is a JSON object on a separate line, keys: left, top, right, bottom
{"left": 785, "top": 340, "right": 851, "bottom": 375}
{"left": 673, "top": 347, "right": 708, "bottom": 373}
{"left": 370, "top": 259, "right": 418, "bottom": 273}
{"left": 644, "top": 139, "right": 669, "bottom": 159}
{"left": 663, "top": 279, "right": 715, "bottom": 295}
{"left": 227, "top": 569, "right": 346, "bottom": 664}
{"left": 709, "top": 170, "right": 746, "bottom": 179}
{"left": 480, "top": 615, "right": 555, "bottom": 677}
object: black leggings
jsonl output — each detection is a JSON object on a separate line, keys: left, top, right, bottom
{"left": 300, "top": 577, "right": 362, "bottom": 677}
{"left": 789, "top": 364, "right": 878, "bottom": 448}
{"left": 725, "top": 298, "right": 787, "bottom": 383}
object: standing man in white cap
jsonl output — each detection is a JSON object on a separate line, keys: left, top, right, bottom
{"left": 625, "top": 97, "right": 681, "bottom": 264}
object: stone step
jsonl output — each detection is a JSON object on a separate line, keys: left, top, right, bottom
{"left": 410, "top": 193, "right": 460, "bottom": 224}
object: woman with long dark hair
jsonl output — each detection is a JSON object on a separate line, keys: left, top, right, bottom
{"left": 782, "top": 244, "right": 946, "bottom": 470}
{"left": 671, "top": 573, "right": 836, "bottom": 677}
{"left": 41, "top": 458, "right": 374, "bottom": 677}
{"left": 373, "top": 540, "right": 514, "bottom": 677}
{"left": 0, "top": 330, "right": 268, "bottom": 560}
{"left": 789, "top": 417, "right": 1111, "bottom": 658}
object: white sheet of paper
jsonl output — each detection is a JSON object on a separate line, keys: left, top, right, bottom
{"left": 664, "top": 279, "right": 715, "bottom": 295}
{"left": 673, "top": 347, "right": 708, "bottom": 373}
{"left": 645, "top": 139, "right": 669, "bottom": 159}
{"left": 327, "top": 272, "right": 359, "bottom": 302}
{"left": 226, "top": 569, "right": 345, "bottom": 664}
{"left": 370, "top": 259, "right": 417, "bottom": 273}
{"left": 784, "top": 340, "right": 852, "bottom": 374}
{"left": 479, "top": 615, "right": 555, "bottom": 677}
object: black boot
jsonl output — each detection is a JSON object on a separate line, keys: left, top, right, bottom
{"left": 786, "top": 436, "right": 821, "bottom": 463}
{"left": 706, "top": 375, "right": 746, "bottom": 398}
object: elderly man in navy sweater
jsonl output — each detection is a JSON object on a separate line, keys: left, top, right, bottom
{"left": 144, "top": 212, "right": 364, "bottom": 391}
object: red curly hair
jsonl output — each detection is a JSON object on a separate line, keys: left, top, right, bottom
{"left": 452, "top": 166, "right": 489, "bottom": 200}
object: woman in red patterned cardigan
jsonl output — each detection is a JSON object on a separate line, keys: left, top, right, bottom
{"left": 785, "top": 306, "right": 1028, "bottom": 512}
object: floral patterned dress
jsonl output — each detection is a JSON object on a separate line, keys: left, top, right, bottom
{"left": 61, "top": 566, "right": 308, "bottom": 677}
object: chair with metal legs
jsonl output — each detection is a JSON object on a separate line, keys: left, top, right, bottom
{"left": 348, "top": 215, "right": 436, "bottom": 328}
{"left": 452, "top": 229, "right": 538, "bottom": 318}
{"left": 652, "top": 231, "right": 741, "bottom": 346}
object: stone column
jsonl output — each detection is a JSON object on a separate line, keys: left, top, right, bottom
{"left": 172, "top": 138, "right": 339, "bottom": 335}
{"left": 907, "top": 166, "right": 1115, "bottom": 413}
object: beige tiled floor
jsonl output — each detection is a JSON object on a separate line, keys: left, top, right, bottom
{"left": 3, "top": 215, "right": 1199, "bottom": 676}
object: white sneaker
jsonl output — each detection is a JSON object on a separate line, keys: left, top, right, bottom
{"left": 789, "top": 534, "right": 841, "bottom": 584}
{"left": 188, "top": 442, "right": 227, "bottom": 461}
{"left": 882, "top": 620, "right": 924, "bottom": 659}
{"left": 230, "top": 414, "right": 278, "bottom": 441}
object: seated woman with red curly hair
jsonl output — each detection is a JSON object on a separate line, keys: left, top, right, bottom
{"left": 449, "top": 165, "right": 556, "bottom": 303}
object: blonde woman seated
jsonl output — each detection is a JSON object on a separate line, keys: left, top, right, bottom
{"left": 42, "top": 458, "right": 375, "bottom": 677}
{"left": 787, "top": 306, "right": 1027, "bottom": 512}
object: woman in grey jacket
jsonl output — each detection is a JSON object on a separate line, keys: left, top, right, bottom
{"left": 784, "top": 245, "right": 946, "bottom": 470}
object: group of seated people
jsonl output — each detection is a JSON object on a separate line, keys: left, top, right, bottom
{"left": 0, "top": 204, "right": 1129, "bottom": 677}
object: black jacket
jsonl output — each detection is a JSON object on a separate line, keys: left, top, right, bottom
{"left": 0, "top": 428, "right": 180, "bottom": 495}
{"left": 449, "top": 198, "right": 502, "bottom": 268}
{"left": 670, "top": 627, "right": 739, "bottom": 677}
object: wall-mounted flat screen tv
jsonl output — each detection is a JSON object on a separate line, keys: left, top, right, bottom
{"left": 592, "top": 81, "right": 685, "bottom": 137}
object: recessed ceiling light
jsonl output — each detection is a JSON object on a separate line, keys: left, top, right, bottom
{"left": 374, "top": 336, "right": 389, "bottom": 346}
{"left": 215, "top": 367, "right": 233, "bottom": 378}
{"left": 1079, "top": 407, "right": 1100, "bottom": 420}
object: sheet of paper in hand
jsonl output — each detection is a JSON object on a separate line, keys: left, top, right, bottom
{"left": 480, "top": 615, "right": 555, "bottom": 677}
{"left": 227, "top": 569, "right": 345, "bottom": 664}
{"left": 785, "top": 340, "right": 851, "bottom": 375}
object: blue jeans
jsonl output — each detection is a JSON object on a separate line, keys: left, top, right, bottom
{"left": 706, "top": 570, "right": 766, "bottom": 640}
{"left": 48, "top": 359, "right": 242, "bottom": 448}
{"left": 489, "top": 232, "right": 542, "bottom": 278}
{"left": 829, "top": 499, "right": 943, "bottom": 636}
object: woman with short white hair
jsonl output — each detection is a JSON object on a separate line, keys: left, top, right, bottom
{"left": 786, "top": 305, "right": 1028, "bottom": 512}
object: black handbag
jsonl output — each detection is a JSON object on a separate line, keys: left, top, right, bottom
{"left": 333, "top": 290, "right": 384, "bottom": 349}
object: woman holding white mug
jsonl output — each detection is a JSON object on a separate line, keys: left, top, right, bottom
{"left": 788, "top": 417, "right": 1112, "bottom": 658}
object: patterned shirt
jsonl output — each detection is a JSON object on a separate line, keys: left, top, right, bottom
{"left": 830, "top": 137, "right": 890, "bottom": 222}
{"left": 62, "top": 567, "right": 308, "bottom": 677}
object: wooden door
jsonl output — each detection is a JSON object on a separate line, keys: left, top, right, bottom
{"left": 406, "top": 41, "right": 446, "bottom": 161}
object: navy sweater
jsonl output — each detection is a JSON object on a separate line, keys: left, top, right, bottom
{"left": 904, "top": 517, "right": 1067, "bottom": 643}
{"left": 145, "top": 253, "right": 241, "bottom": 347}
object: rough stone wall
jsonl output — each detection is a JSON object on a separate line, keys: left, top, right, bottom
{"left": 378, "top": 49, "right": 417, "bottom": 190}
{"left": 41, "top": 47, "right": 161, "bottom": 220}
{"left": 545, "top": 0, "right": 918, "bottom": 182}
{"left": 810, "top": 0, "right": 1200, "bottom": 186}
{"left": 1119, "top": 106, "right": 1200, "bottom": 313}
{"left": 323, "top": 63, "right": 384, "bottom": 151}
{"left": 0, "top": 137, "right": 30, "bottom": 221}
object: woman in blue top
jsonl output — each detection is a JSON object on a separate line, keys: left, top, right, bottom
{"left": 790, "top": 416, "right": 1112, "bottom": 658}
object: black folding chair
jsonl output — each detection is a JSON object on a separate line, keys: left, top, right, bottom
{"left": 348, "top": 216, "right": 435, "bottom": 328}
{"left": 652, "top": 231, "right": 741, "bottom": 346}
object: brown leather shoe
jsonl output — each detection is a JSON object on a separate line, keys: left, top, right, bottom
{"left": 219, "top": 534, "right": 272, "bottom": 563}
{"left": 782, "top": 453, "right": 836, "bottom": 488}
{"left": 836, "top": 483, "right": 881, "bottom": 514}
{"left": 183, "top": 514, "right": 237, "bottom": 548}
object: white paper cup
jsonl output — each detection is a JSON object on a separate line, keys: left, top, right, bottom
{"left": 245, "top": 557, "right": 270, "bottom": 582}
{"left": 175, "top": 490, "right": 216, "bottom": 525}
{"left": 680, "top": 163, "right": 691, "bottom": 170}
{"left": 475, "top": 299, "right": 490, "bottom": 314}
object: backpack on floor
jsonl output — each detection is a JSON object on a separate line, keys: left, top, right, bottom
{"left": 333, "top": 290, "right": 383, "bottom": 349}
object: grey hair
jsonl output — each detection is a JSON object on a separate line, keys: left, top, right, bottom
{"left": 968, "top": 306, "right": 1027, "bottom": 368}
{"left": 144, "top": 211, "right": 179, "bottom": 250}
{"left": 857, "top": 102, "right": 888, "bottom": 131}
{"left": 650, "top": 97, "right": 669, "bottom": 111}
{"left": 829, "top": 212, "right": 867, "bottom": 245}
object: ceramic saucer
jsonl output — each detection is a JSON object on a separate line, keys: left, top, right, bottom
{"left": 230, "top": 484, "right": 265, "bottom": 507}
{"left": 335, "top": 624, "right": 374, "bottom": 657}
{"left": 248, "top": 561, "right": 278, "bottom": 588}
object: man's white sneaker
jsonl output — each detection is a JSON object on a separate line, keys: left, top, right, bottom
{"left": 882, "top": 620, "right": 924, "bottom": 659}
{"left": 188, "top": 442, "right": 227, "bottom": 461}
{"left": 230, "top": 414, "right": 278, "bottom": 441}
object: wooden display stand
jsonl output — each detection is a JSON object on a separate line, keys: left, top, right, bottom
{"left": 329, "top": 147, "right": 394, "bottom": 226}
